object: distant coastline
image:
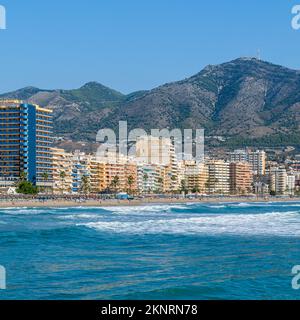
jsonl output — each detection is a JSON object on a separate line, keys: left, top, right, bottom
{"left": 0, "top": 197, "right": 300, "bottom": 209}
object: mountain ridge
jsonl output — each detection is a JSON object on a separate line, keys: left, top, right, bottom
{"left": 1, "top": 57, "right": 300, "bottom": 147}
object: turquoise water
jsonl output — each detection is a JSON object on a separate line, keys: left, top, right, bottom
{"left": 0, "top": 202, "right": 300, "bottom": 300}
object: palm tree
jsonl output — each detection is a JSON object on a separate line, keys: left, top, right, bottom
{"left": 127, "top": 175, "right": 135, "bottom": 194}
{"left": 143, "top": 173, "right": 149, "bottom": 193}
{"left": 157, "top": 177, "right": 164, "bottom": 193}
{"left": 80, "top": 175, "right": 91, "bottom": 195}
{"left": 59, "top": 171, "right": 66, "bottom": 194}
{"left": 192, "top": 187, "right": 200, "bottom": 194}
{"left": 42, "top": 172, "right": 49, "bottom": 194}
{"left": 206, "top": 177, "right": 219, "bottom": 194}
{"left": 42, "top": 172, "right": 49, "bottom": 181}
{"left": 20, "top": 171, "right": 27, "bottom": 182}
{"left": 111, "top": 176, "right": 120, "bottom": 193}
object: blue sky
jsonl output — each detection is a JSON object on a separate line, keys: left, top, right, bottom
{"left": 0, "top": 0, "right": 299, "bottom": 93}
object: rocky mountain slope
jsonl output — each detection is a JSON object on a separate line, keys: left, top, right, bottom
{"left": 1, "top": 58, "right": 300, "bottom": 146}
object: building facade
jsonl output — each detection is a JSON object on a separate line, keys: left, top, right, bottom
{"left": 137, "top": 164, "right": 164, "bottom": 193}
{"left": 0, "top": 100, "right": 53, "bottom": 188}
{"left": 136, "top": 136, "right": 179, "bottom": 192}
{"left": 52, "top": 148, "right": 73, "bottom": 194}
{"left": 207, "top": 160, "right": 230, "bottom": 194}
{"left": 229, "top": 162, "right": 253, "bottom": 194}
{"left": 105, "top": 162, "right": 138, "bottom": 193}
{"left": 89, "top": 158, "right": 107, "bottom": 193}
{"left": 270, "top": 167, "right": 289, "bottom": 195}
{"left": 71, "top": 151, "right": 91, "bottom": 194}
{"left": 230, "top": 149, "right": 266, "bottom": 176}
{"left": 184, "top": 161, "right": 208, "bottom": 193}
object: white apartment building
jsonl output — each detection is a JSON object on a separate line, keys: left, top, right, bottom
{"left": 230, "top": 149, "right": 266, "bottom": 176}
{"left": 287, "top": 174, "right": 296, "bottom": 195}
{"left": 136, "top": 136, "right": 179, "bottom": 192}
{"left": 270, "top": 167, "right": 295, "bottom": 195}
{"left": 207, "top": 160, "right": 230, "bottom": 194}
{"left": 183, "top": 161, "right": 208, "bottom": 193}
{"left": 137, "top": 164, "right": 164, "bottom": 193}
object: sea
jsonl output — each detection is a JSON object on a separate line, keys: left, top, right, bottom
{"left": 0, "top": 201, "right": 300, "bottom": 300}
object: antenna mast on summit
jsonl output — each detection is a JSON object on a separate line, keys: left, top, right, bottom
{"left": 257, "top": 49, "right": 261, "bottom": 60}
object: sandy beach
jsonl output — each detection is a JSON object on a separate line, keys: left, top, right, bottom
{"left": 0, "top": 196, "right": 299, "bottom": 208}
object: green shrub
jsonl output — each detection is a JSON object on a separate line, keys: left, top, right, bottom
{"left": 16, "top": 181, "right": 38, "bottom": 195}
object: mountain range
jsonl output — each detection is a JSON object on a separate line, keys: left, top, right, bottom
{"left": 1, "top": 57, "right": 300, "bottom": 148}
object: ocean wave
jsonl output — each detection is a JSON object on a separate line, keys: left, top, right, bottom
{"left": 207, "top": 205, "right": 226, "bottom": 209}
{"left": 101, "top": 204, "right": 187, "bottom": 215}
{"left": 0, "top": 208, "right": 49, "bottom": 215}
{"left": 78, "top": 211, "right": 300, "bottom": 237}
{"left": 229, "top": 202, "right": 251, "bottom": 207}
{"left": 57, "top": 213, "right": 101, "bottom": 220}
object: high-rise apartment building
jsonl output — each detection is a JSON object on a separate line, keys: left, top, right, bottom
{"left": 230, "top": 149, "right": 266, "bottom": 176}
{"left": 286, "top": 174, "right": 296, "bottom": 195}
{"left": 270, "top": 167, "right": 288, "bottom": 195}
{"left": 0, "top": 100, "right": 53, "bottom": 188}
{"left": 229, "top": 162, "right": 253, "bottom": 194}
{"left": 183, "top": 161, "right": 208, "bottom": 193}
{"left": 248, "top": 150, "right": 266, "bottom": 176}
{"left": 51, "top": 148, "right": 73, "bottom": 194}
{"left": 229, "top": 149, "right": 248, "bottom": 162}
{"left": 71, "top": 151, "right": 91, "bottom": 193}
{"left": 137, "top": 164, "right": 164, "bottom": 193}
{"left": 136, "top": 136, "right": 179, "bottom": 192}
{"left": 207, "top": 160, "right": 230, "bottom": 194}
{"left": 89, "top": 158, "right": 107, "bottom": 193}
{"left": 105, "top": 162, "right": 138, "bottom": 193}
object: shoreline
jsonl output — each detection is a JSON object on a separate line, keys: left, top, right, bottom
{"left": 0, "top": 197, "right": 300, "bottom": 209}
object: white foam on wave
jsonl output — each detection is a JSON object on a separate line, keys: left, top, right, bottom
{"left": 207, "top": 205, "right": 226, "bottom": 209}
{"left": 272, "top": 204, "right": 300, "bottom": 208}
{"left": 0, "top": 206, "right": 78, "bottom": 216}
{"left": 229, "top": 202, "right": 251, "bottom": 207}
{"left": 101, "top": 204, "right": 186, "bottom": 215}
{"left": 0, "top": 208, "right": 48, "bottom": 215}
{"left": 57, "top": 213, "right": 100, "bottom": 220}
{"left": 78, "top": 211, "right": 300, "bottom": 237}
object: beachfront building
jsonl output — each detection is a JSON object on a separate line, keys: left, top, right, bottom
{"left": 104, "top": 162, "right": 138, "bottom": 193}
{"left": 136, "top": 135, "right": 172, "bottom": 165}
{"left": 248, "top": 150, "right": 266, "bottom": 176}
{"left": 137, "top": 164, "right": 164, "bottom": 193}
{"left": 0, "top": 100, "right": 53, "bottom": 190}
{"left": 287, "top": 174, "right": 296, "bottom": 195}
{"left": 51, "top": 148, "right": 73, "bottom": 194}
{"left": 183, "top": 161, "right": 209, "bottom": 193}
{"left": 230, "top": 149, "right": 266, "bottom": 176}
{"left": 229, "top": 162, "right": 253, "bottom": 195}
{"left": 71, "top": 151, "right": 91, "bottom": 194}
{"left": 295, "top": 173, "right": 300, "bottom": 195}
{"left": 136, "top": 136, "right": 179, "bottom": 192}
{"left": 53, "top": 150, "right": 135, "bottom": 195}
{"left": 89, "top": 158, "right": 107, "bottom": 193}
{"left": 270, "top": 167, "right": 295, "bottom": 195}
{"left": 207, "top": 160, "right": 230, "bottom": 194}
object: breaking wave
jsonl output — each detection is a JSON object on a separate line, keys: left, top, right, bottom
{"left": 78, "top": 210, "right": 300, "bottom": 237}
